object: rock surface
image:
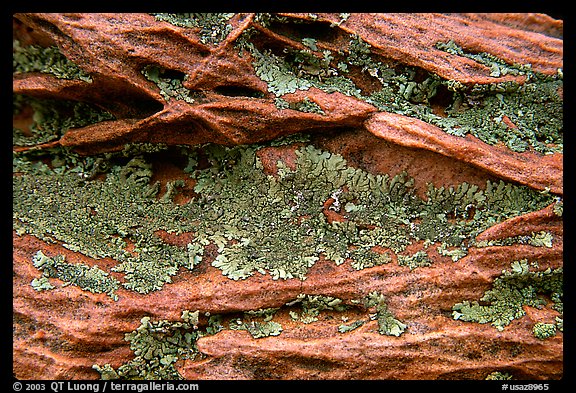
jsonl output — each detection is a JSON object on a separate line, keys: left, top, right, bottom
{"left": 13, "top": 13, "right": 563, "bottom": 380}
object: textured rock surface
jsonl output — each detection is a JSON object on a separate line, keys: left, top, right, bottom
{"left": 13, "top": 13, "right": 562, "bottom": 380}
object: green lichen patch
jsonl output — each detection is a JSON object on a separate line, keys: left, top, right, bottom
{"left": 432, "top": 40, "right": 563, "bottom": 154}
{"left": 274, "top": 97, "right": 325, "bottom": 114}
{"left": 14, "top": 151, "right": 202, "bottom": 294}
{"left": 435, "top": 40, "right": 534, "bottom": 78}
{"left": 13, "top": 40, "right": 92, "bottom": 82}
{"left": 30, "top": 251, "right": 120, "bottom": 300}
{"left": 338, "top": 319, "right": 365, "bottom": 333}
{"left": 14, "top": 139, "right": 555, "bottom": 293}
{"left": 152, "top": 13, "right": 234, "bottom": 45}
{"left": 452, "top": 260, "right": 563, "bottom": 331}
{"left": 474, "top": 231, "right": 554, "bottom": 248}
{"left": 286, "top": 294, "right": 348, "bottom": 324}
{"left": 13, "top": 95, "right": 115, "bottom": 147}
{"left": 141, "top": 65, "right": 196, "bottom": 104}
{"left": 92, "top": 291, "right": 407, "bottom": 380}
{"left": 30, "top": 276, "right": 55, "bottom": 292}
{"left": 244, "top": 23, "right": 562, "bottom": 155}
{"left": 248, "top": 43, "right": 313, "bottom": 96}
{"left": 281, "top": 293, "right": 405, "bottom": 337}
{"left": 397, "top": 250, "right": 432, "bottom": 270}
{"left": 94, "top": 310, "right": 201, "bottom": 380}
{"left": 555, "top": 317, "right": 563, "bottom": 333}
{"left": 363, "top": 291, "right": 407, "bottom": 336}
{"left": 229, "top": 320, "right": 283, "bottom": 338}
{"left": 532, "top": 322, "right": 557, "bottom": 340}
{"left": 436, "top": 242, "right": 468, "bottom": 262}
{"left": 92, "top": 292, "right": 406, "bottom": 379}
{"left": 553, "top": 199, "right": 563, "bottom": 217}
{"left": 227, "top": 305, "right": 283, "bottom": 338}
{"left": 485, "top": 371, "right": 513, "bottom": 380}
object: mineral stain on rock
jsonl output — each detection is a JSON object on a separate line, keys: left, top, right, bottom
{"left": 13, "top": 13, "right": 562, "bottom": 380}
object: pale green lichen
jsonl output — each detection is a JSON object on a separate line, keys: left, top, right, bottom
{"left": 274, "top": 97, "right": 325, "bottom": 114}
{"left": 14, "top": 13, "right": 564, "bottom": 380}
{"left": 93, "top": 310, "right": 201, "bottom": 380}
{"left": 435, "top": 40, "right": 534, "bottom": 78}
{"left": 245, "top": 24, "right": 562, "bottom": 155}
{"left": 452, "top": 260, "right": 563, "bottom": 331}
{"left": 30, "top": 276, "right": 55, "bottom": 292}
{"left": 229, "top": 320, "right": 283, "bottom": 338}
{"left": 532, "top": 322, "right": 557, "bottom": 340}
{"left": 228, "top": 306, "right": 283, "bottom": 338}
{"left": 13, "top": 95, "right": 114, "bottom": 147}
{"left": 14, "top": 152, "right": 202, "bottom": 294}
{"left": 485, "top": 371, "right": 513, "bottom": 380}
{"left": 397, "top": 250, "right": 432, "bottom": 270}
{"left": 474, "top": 231, "right": 554, "bottom": 248}
{"left": 338, "top": 292, "right": 406, "bottom": 336}
{"left": 248, "top": 43, "right": 313, "bottom": 96}
{"left": 432, "top": 40, "right": 563, "bottom": 154}
{"left": 337, "top": 13, "right": 350, "bottom": 25}
{"left": 141, "top": 65, "right": 196, "bottom": 104}
{"left": 31, "top": 251, "right": 120, "bottom": 300}
{"left": 338, "top": 319, "right": 365, "bottom": 333}
{"left": 244, "top": 307, "right": 279, "bottom": 322}
{"left": 152, "top": 13, "right": 234, "bottom": 45}
{"left": 13, "top": 40, "right": 92, "bottom": 82}
{"left": 362, "top": 291, "right": 407, "bottom": 336}
{"left": 436, "top": 242, "right": 468, "bottom": 262}
{"left": 286, "top": 294, "right": 348, "bottom": 324}
{"left": 555, "top": 317, "right": 563, "bottom": 332}
{"left": 553, "top": 199, "right": 563, "bottom": 217}
{"left": 14, "top": 139, "right": 556, "bottom": 293}
{"left": 92, "top": 292, "right": 392, "bottom": 380}
{"left": 13, "top": 55, "right": 557, "bottom": 292}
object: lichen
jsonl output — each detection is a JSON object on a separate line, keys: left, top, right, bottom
{"left": 229, "top": 320, "right": 283, "bottom": 338}
{"left": 397, "top": 250, "right": 432, "bottom": 270}
{"left": 436, "top": 242, "right": 468, "bottom": 262}
{"left": 14, "top": 138, "right": 556, "bottom": 294}
{"left": 13, "top": 40, "right": 92, "bottom": 82}
{"left": 14, "top": 151, "right": 202, "bottom": 294}
{"left": 362, "top": 291, "right": 407, "bottom": 336}
{"left": 13, "top": 13, "right": 564, "bottom": 381}
{"left": 245, "top": 23, "right": 562, "bottom": 155}
{"left": 474, "top": 231, "right": 554, "bottom": 248}
{"left": 141, "top": 65, "right": 196, "bottom": 104}
{"left": 92, "top": 292, "right": 406, "bottom": 379}
{"left": 30, "top": 251, "right": 120, "bottom": 300}
{"left": 553, "top": 199, "right": 563, "bottom": 217}
{"left": 485, "top": 371, "right": 513, "bottom": 380}
{"left": 532, "top": 322, "right": 557, "bottom": 340}
{"left": 338, "top": 319, "right": 365, "bottom": 333}
{"left": 452, "top": 260, "right": 563, "bottom": 331}
{"left": 555, "top": 317, "right": 563, "bottom": 333}
{"left": 13, "top": 95, "right": 114, "bottom": 147}
{"left": 248, "top": 43, "right": 313, "bottom": 96}
{"left": 435, "top": 40, "right": 534, "bottom": 78}
{"left": 30, "top": 276, "right": 55, "bottom": 292}
{"left": 274, "top": 97, "right": 325, "bottom": 114}
{"left": 433, "top": 40, "right": 563, "bottom": 154}
{"left": 152, "top": 13, "right": 234, "bottom": 45}
{"left": 93, "top": 310, "right": 201, "bottom": 380}
{"left": 13, "top": 30, "right": 558, "bottom": 292}
{"left": 286, "top": 294, "right": 348, "bottom": 324}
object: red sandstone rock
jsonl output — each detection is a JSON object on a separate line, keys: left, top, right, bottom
{"left": 364, "top": 112, "right": 563, "bottom": 195}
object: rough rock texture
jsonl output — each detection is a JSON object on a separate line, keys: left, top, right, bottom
{"left": 13, "top": 13, "right": 563, "bottom": 381}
